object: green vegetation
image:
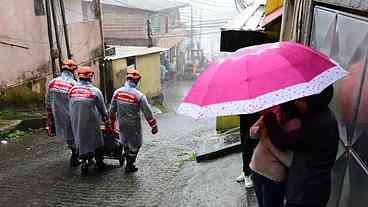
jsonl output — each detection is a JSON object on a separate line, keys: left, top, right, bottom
{"left": 0, "top": 129, "right": 31, "bottom": 141}
{"left": 0, "top": 120, "right": 8, "bottom": 128}
{"left": 0, "top": 110, "right": 44, "bottom": 120}
{"left": 153, "top": 103, "right": 168, "bottom": 113}
{"left": 0, "top": 110, "right": 42, "bottom": 141}
{"left": 185, "top": 151, "right": 197, "bottom": 161}
{"left": 0, "top": 80, "right": 45, "bottom": 108}
{"left": 175, "top": 151, "right": 196, "bottom": 169}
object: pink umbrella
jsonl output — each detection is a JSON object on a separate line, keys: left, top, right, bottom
{"left": 177, "top": 41, "right": 349, "bottom": 119}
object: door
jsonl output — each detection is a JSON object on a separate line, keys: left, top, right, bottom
{"left": 311, "top": 6, "right": 368, "bottom": 207}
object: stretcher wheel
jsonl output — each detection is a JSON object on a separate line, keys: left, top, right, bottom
{"left": 119, "top": 155, "right": 125, "bottom": 166}
{"left": 81, "top": 163, "right": 89, "bottom": 175}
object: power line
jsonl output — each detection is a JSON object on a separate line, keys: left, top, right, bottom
{"left": 179, "top": 16, "right": 232, "bottom": 22}
{"left": 178, "top": 1, "right": 230, "bottom": 14}
{"left": 190, "top": 0, "right": 236, "bottom": 7}
{"left": 109, "top": 0, "right": 139, "bottom": 9}
{"left": 154, "top": 30, "right": 221, "bottom": 39}
{"left": 105, "top": 27, "right": 222, "bottom": 37}
{"left": 103, "top": 24, "right": 226, "bottom": 33}
{"left": 105, "top": 32, "right": 221, "bottom": 40}
{"left": 105, "top": 14, "right": 231, "bottom": 22}
{"left": 180, "top": 5, "right": 231, "bottom": 14}
{"left": 103, "top": 18, "right": 230, "bottom": 25}
{"left": 102, "top": 20, "right": 227, "bottom": 33}
{"left": 62, "top": 1, "right": 233, "bottom": 27}
{"left": 98, "top": 19, "right": 229, "bottom": 30}
{"left": 103, "top": 20, "right": 228, "bottom": 28}
{"left": 60, "top": 1, "right": 229, "bottom": 44}
{"left": 62, "top": 5, "right": 230, "bottom": 24}
{"left": 57, "top": 8, "right": 227, "bottom": 32}
{"left": 176, "top": 0, "right": 235, "bottom": 7}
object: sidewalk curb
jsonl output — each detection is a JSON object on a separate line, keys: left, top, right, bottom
{"left": 196, "top": 141, "right": 242, "bottom": 162}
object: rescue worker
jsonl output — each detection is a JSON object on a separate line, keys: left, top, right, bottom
{"left": 109, "top": 68, "right": 158, "bottom": 173}
{"left": 69, "top": 66, "right": 109, "bottom": 175}
{"left": 46, "top": 59, "right": 80, "bottom": 167}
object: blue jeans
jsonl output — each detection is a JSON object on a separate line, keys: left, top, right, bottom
{"left": 239, "top": 114, "right": 259, "bottom": 176}
{"left": 251, "top": 171, "right": 286, "bottom": 207}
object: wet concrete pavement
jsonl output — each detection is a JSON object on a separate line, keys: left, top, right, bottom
{"left": 0, "top": 81, "right": 257, "bottom": 207}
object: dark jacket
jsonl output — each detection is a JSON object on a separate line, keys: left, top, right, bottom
{"left": 265, "top": 86, "right": 339, "bottom": 206}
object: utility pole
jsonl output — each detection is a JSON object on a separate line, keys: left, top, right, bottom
{"left": 45, "top": 0, "right": 57, "bottom": 77}
{"left": 50, "top": 0, "right": 63, "bottom": 71}
{"left": 190, "top": 5, "right": 194, "bottom": 61}
{"left": 59, "top": 0, "right": 72, "bottom": 58}
{"left": 147, "top": 19, "right": 153, "bottom": 47}
{"left": 199, "top": 9, "right": 202, "bottom": 50}
{"left": 95, "top": 0, "right": 108, "bottom": 99}
{"left": 96, "top": 0, "right": 105, "bottom": 58}
{"left": 198, "top": 9, "right": 202, "bottom": 65}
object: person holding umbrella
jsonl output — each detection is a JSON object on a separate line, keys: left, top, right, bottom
{"left": 236, "top": 114, "right": 258, "bottom": 189}
{"left": 264, "top": 86, "right": 339, "bottom": 207}
{"left": 177, "top": 42, "right": 348, "bottom": 206}
{"left": 247, "top": 105, "right": 295, "bottom": 207}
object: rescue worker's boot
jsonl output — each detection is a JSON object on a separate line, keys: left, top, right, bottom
{"left": 80, "top": 153, "right": 94, "bottom": 175}
{"left": 70, "top": 148, "right": 81, "bottom": 167}
{"left": 118, "top": 145, "right": 125, "bottom": 167}
{"left": 95, "top": 148, "right": 109, "bottom": 171}
{"left": 81, "top": 159, "right": 90, "bottom": 176}
{"left": 125, "top": 155, "right": 138, "bottom": 173}
{"left": 95, "top": 159, "right": 108, "bottom": 171}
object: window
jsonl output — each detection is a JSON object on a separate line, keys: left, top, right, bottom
{"left": 170, "top": 13, "right": 177, "bottom": 26}
{"left": 165, "top": 17, "right": 169, "bottom": 33}
{"left": 127, "top": 57, "right": 136, "bottom": 67}
{"left": 151, "top": 16, "right": 161, "bottom": 34}
{"left": 34, "top": 0, "right": 45, "bottom": 16}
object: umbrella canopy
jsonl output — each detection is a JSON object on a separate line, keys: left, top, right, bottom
{"left": 177, "top": 41, "right": 349, "bottom": 119}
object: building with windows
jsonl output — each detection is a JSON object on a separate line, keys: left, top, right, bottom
{"left": 83, "top": 0, "right": 188, "bottom": 70}
{"left": 83, "top": 0, "right": 187, "bottom": 48}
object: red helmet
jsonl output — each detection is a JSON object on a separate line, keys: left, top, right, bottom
{"left": 62, "top": 59, "right": 77, "bottom": 71}
{"left": 77, "top": 66, "right": 94, "bottom": 79}
{"left": 126, "top": 68, "right": 141, "bottom": 81}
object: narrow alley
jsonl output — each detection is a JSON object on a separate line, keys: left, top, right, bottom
{"left": 0, "top": 81, "right": 256, "bottom": 207}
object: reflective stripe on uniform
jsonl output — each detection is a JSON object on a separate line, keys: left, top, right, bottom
{"left": 113, "top": 91, "right": 139, "bottom": 104}
{"left": 48, "top": 80, "right": 73, "bottom": 92}
{"left": 69, "top": 87, "right": 96, "bottom": 99}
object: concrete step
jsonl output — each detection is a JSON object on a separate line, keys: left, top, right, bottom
{"left": 0, "top": 120, "right": 22, "bottom": 134}
{"left": 195, "top": 130, "right": 241, "bottom": 162}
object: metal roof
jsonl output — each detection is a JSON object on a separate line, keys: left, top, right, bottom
{"left": 105, "top": 46, "right": 168, "bottom": 60}
{"left": 221, "top": 0, "right": 266, "bottom": 31}
{"left": 84, "top": 0, "right": 188, "bottom": 12}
